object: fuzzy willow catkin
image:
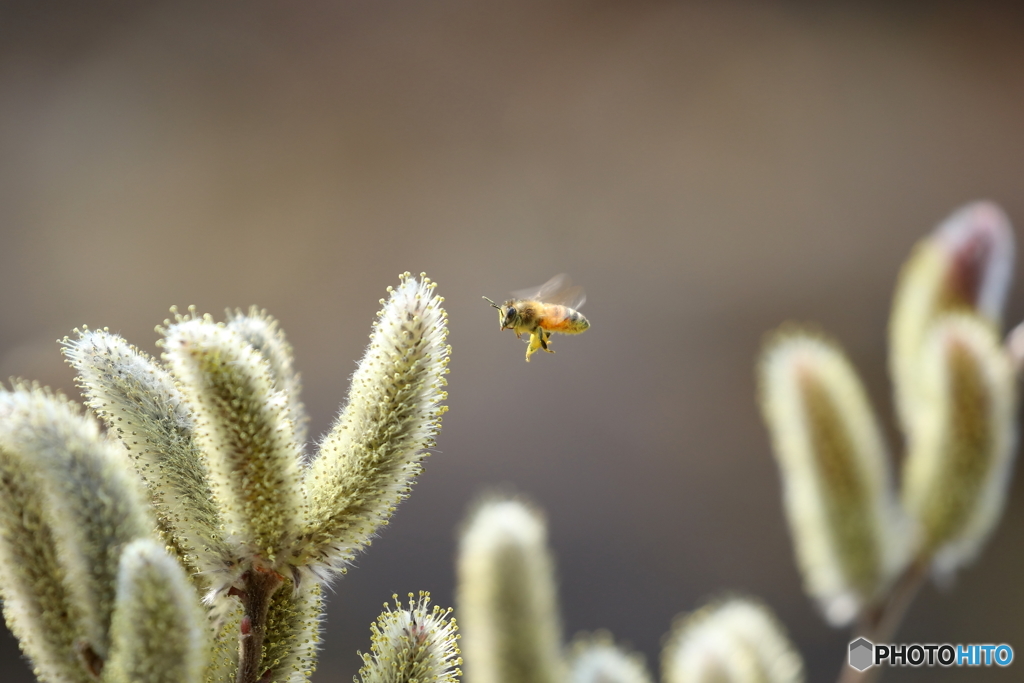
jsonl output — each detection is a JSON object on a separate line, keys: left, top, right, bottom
{"left": 457, "top": 498, "right": 564, "bottom": 683}
{"left": 890, "top": 201, "right": 1014, "bottom": 435}
{"left": 356, "top": 592, "right": 461, "bottom": 683}
{"left": 1, "top": 273, "right": 452, "bottom": 683}
{"left": 0, "top": 386, "right": 153, "bottom": 660}
{"left": 163, "top": 319, "right": 306, "bottom": 574}
{"left": 62, "top": 329, "right": 232, "bottom": 594}
{"left": 103, "top": 539, "right": 208, "bottom": 683}
{"left": 0, "top": 422, "right": 90, "bottom": 683}
{"left": 226, "top": 307, "right": 309, "bottom": 447}
{"left": 759, "top": 332, "right": 907, "bottom": 625}
{"left": 568, "top": 634, "right": 652, "bottom": 683}
{"left": 301, "top": 273, "right": 450, "bottom": 580}
{"left": 902, "top": 314, "right": 1017, "bottom": 577}
{"left": 662, "top": 598, "right": 804, "bottom": 683}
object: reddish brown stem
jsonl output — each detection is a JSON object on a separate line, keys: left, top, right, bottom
{"left": 235, "top": 567, "right": 284, "bottom": 683}
{"left": 836, "top": 558, "right": 929, "bottom": 683}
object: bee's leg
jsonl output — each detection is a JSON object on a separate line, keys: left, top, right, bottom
{"left": 540, "top": 330, "right": 554, "bottom": 353}
{"left": 525, "top": 332, "right": 543, "bottom": 362}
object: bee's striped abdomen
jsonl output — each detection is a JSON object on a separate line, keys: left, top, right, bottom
{"left": 539, "top": 304, "right": 590, "bottom": 334}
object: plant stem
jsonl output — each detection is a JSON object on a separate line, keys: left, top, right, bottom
{"left": 236, "top": 567, "right": 284, "bottom": 683}
{"left": 836, "top": 557, "right": 929, "bottom": 683}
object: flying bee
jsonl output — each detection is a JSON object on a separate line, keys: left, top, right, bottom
{"left": 483, "top": 274, "right": 590, "bottom": 362}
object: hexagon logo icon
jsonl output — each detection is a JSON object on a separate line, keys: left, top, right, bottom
{"left": 849, "top": 638, "right": 874, "bottom": 671}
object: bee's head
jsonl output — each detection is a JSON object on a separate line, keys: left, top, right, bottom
{"left": 483, "top": 297, "right": 518, "bottom": 330}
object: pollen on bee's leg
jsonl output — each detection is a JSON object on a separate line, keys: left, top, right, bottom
{"left": 525, "top": 334, "right": 543, "bottom": 361}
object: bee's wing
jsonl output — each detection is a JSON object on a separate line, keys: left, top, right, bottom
{"left": 511, "top": 273, "right": 586, "bottom": 309}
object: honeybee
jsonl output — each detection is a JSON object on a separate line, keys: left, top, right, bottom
{"left": 483, "top": 274, "right": 590, "bottom": 362}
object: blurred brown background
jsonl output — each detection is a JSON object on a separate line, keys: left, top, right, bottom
{"left": 2, "top": 1, "right": 1023, "bottom": 681}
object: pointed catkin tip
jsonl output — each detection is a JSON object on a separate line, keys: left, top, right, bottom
{"left": 356, "top": 592, "right": 461, "bottom": 683}
{"left": 104, "top": 539, "right": 209, "bottom": 683}
{"left": 932, "top": 201, "right": 1014, "bottom": 320}
{"left": 902, "top": 313, "right": 1018, "bottom": 578}
{"left": 61, "top": 327, "right": 233, "bottom": 590}
{"left": 568, "top": 632, "right": 653, "bottom": 683}
{"left": 225, "top": 307, "right": 310, "bottom": 447}
{"left": 457, "top": 497, "right": 564, "bottom": 683}
{"left": 163, "top": 317, "right": 305, "bottom": 577}
{"left": 300, "top": 273, "right": 450, "bottom": 580}
{"left": 662, "top": 598, "right": 804, "bottom": 683}
{"left": 759, "top": 330, "right": 908, "bottom": 625}
{"left": 891, "top": 202, "right": 1014, "bottom": 432}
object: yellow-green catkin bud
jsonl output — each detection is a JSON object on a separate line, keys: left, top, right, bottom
{"left": 103, "top": 539, "right": 209, "bottom": 683}
{"left": 890, "top": 201, "right": 1013, "bottom": 433}
{"left": 204, "top": 601, "right": 243, "bottom": 683}
{"left": 902, "top": 314, "right": 1017, "bottom": 577}
{"left": 0, "top": 384, "right": 153, "bottom": 661}
{"left": 261, "top": 579, "right": 323, "bottom": 683}
{"left": 301, "top": 273, "right": 450, "bottom": 580}
{"left": 662, "top": 598, "right": 804, "bottom": 683}
{"left": 457, "top": 497, "right": 564, "bottom": 683}
{"left": 226, "top": 307, "right": 309, "bottom": 446}
{"left": 759, "top": 332, "right": 907, "bottom": 625}
{"left": 356, "top": 592, "right": 462, "bottom": 683}
{"left": 0, "top": 415, "right": 90, "bottom": 683}
{"left": 162, "top": 317, "right": 306, "bottom": 577}
{"left": 62, "top": 328, "right": 232, "bottom": 590}
{"left": 568, "top": 632, "right": 652, "bottom": 683}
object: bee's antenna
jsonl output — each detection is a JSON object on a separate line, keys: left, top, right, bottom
{"left": 482, "top": 296, "right": 500, "bottom": 310}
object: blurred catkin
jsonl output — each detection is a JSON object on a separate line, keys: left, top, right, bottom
{"left": 759, "top": 333, "right": 907, "bottom": 625}
{"left": 890, "top": 201, "right": 1014, "bottom": 435}
{"left": 901, "top": 314, "right": 1017, "bottom": 576}
{"left": 454, "top": 497, "right": 803, "bottom": 683}
{"left": 661, "top": 598, "right": 804, "bottom": 683}
{"left": 0, "top": 386, "right": 153, "bottom": 661}
{"left": 568, "top": 633, "right": 653, "bottom": 683}
{"left": 457, "top": 498, "right": 565, "bottom": 683}
{"left": 758, "top": 201, "right": 1021, "bottom": 670}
